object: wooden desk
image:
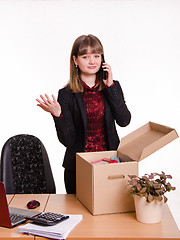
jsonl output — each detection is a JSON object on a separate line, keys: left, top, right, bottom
{"left": 0, "top": 194, "right": 49, "bottom": 240}
{"left": 0, "top": 194, "right": 179, "bottom": 240}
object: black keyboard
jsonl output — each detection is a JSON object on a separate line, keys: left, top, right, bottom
{"left": 26, "top": 212, "right": 69, "bottom": 226}
{"left": 10, "top": 214, "right": 25, "bottom": 223}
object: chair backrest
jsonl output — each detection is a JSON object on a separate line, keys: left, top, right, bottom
{"left": 0, "top": 134, "right": 56, "bottom": 194}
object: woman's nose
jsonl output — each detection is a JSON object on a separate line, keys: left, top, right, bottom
{"left": 89, "top": 56, "right": 95, "bottom": 64}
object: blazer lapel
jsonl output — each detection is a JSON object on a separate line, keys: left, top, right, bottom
{"left": 75, "top": 92, "right": 87, "bottom": 131}
{"left": 103, "top": 91, "right": 110, "bottom": 131}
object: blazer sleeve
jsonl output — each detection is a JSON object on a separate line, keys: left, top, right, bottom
{"left": 52, "top": 88, "right": 77, "bottom": 148}
{"left": 103, "top": 80, "right": 131, "bottom": 127}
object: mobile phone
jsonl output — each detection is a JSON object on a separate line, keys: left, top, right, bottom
{"left": 101, "top": 54, "right": 107, "bottom": 80}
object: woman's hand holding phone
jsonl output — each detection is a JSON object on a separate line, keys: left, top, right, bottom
{"left": 102, "top": 62, "right": 113, "bottom": 87}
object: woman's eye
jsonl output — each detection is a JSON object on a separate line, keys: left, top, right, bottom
{"left": 82, "top": 56, "right": 88, "bottom": 59}
{"left": 95, "top": 55, "right": 100, "bottom": 58}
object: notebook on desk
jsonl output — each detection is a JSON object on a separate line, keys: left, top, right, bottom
{"left": 0, "top": 181, "right": 40, "bottom": 228}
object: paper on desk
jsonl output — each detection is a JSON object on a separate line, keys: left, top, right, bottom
{"left": 18, "top": 214, "right": 82, "bottom": 240}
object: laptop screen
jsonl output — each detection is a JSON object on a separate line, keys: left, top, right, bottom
{"left": 0, "top": 181, "right": 12, "bottom": 227}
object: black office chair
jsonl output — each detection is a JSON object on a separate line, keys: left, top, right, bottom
{"left": 0, "top": 134, "right": 56, "bottom": 194}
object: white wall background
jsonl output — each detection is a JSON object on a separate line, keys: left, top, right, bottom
{"left": 0, "top": 0, "right": 180, "bottom": 229}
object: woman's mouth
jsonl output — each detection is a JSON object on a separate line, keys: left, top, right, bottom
{"left": 88, "top": 66, "right": 96, "bottom": 69}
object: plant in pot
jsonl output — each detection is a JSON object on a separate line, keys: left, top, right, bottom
{"left": 128, "top": 171, "right": 176, "bottom": 224}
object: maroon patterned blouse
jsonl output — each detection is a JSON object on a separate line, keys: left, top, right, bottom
{"left": 83, "top": 81, "right": 108, "bottom": 152}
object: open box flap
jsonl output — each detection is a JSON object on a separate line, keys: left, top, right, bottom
{"left": 117, "top": 122, "right": 179, "bottom": 162}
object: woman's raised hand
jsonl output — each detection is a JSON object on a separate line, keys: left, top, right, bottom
{"left": 36, "top": 94, "right": 61, "bottom": 117}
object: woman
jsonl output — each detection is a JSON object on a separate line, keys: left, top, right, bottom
{"left": 36, "top": 34, "right": 131, "bottom": 194}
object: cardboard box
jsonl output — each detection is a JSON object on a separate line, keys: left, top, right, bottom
{"left": 76, "top": 122, "right": 178, "bottom": 215}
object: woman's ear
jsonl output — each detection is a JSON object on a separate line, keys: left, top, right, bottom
{"left": 73, "top": 55, "right": 78, "bottom": 66}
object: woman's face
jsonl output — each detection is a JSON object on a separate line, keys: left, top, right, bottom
{"left": 73, "top": 46, "right": 102, "bottom": 77}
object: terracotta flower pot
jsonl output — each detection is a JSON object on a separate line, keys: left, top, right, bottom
{"left": 134, "top": 195, "right": 164, "bottom": 224}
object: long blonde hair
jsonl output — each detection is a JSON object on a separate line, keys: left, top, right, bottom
{"left": 68, "top": 34, "right": 105, "bottom": 93}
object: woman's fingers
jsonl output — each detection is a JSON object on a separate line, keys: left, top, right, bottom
{"left": 102, "top": 63, "right": 113, "bottom": 86}
{"left": 38, "top": 94, "right": 53, "bottom": 106}
{"left": 36, "top": 98, "right": 41, "bottom": 104}
{"left": 45, "top": 94, "right": 53, "bottom": 104}
{"left": 102, "top": 63, "right": 111, "bottom": 72}
{"left": 52, "top": 94, "right": 57, "bottom": 102}
{"left": 36, "top": 94, "right": 61, "bottom": 117}
{"left": 36, "top": 94, "right": 52, "bottom": 111}
{"left": 40, "top": 94, "right": 48, "bottom": 103}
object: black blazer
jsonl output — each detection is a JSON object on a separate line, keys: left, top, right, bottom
{"left": 53, "top": 80, "right": 131, "bottom": 171}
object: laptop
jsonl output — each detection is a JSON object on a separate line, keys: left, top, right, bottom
{"left": 0, "top": 181, "right": 40, "bottom": 228}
